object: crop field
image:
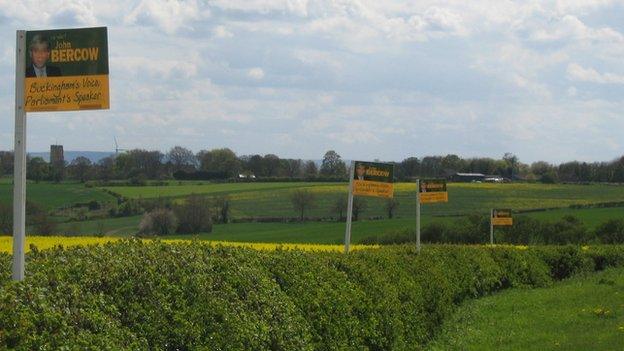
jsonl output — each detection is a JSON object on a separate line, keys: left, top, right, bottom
{"left": 101, "top": 182, "right": 624, "bottom": 219}
{"left": 7, "top": 180, "right": 624, "bottom": 241}
{"left": 0, "top": 180, "right": 116, "bottom": 210}
{"left": 53, "top": 205, "right": 624, "bottom": 244}
{"left": 101, "top": 182, "right": 338, "bottom": 199}
{"left": 0, "top": 236, "right": 376, "bottom": 253}
{"left": 1, "top": 241, "right": 623, "bottom": 350}
{"left": 523, "top": 206, "right": 624, "bottom": 229}
{"left": 429, "top": 266, "right": 624, "bottom": 350}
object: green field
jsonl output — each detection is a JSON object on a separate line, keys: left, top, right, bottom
{"left": 524, "top": 206, "right": 624, "bottom": 229}
{"left": 429, "top": 266, "right": 624, "bottom": 350}
{"left": 101, "top": 182, "right": 624, "bottom": 219}
{"left": 0, "top": 180, "right": 116, "bottom": 210}
{"left": 6, "top": 180, "right": 624, "bottom": 240}
{"left": 54, "top": 205, "right": 624, "bottom": 244}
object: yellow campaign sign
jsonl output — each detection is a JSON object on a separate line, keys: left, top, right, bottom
{"left": 419, "top": 179, "right": 448, "bottom": 204}
{"left": 24, "top": 27, "right": 109, "bottom": 112}
{"left": 419, "top": 191, "right": 448, "bottom": 204}
{"left": 351, "top": 161, "right": 394, "bottom": 199}
{"left": 25, "top": 75, "right": 109, "bottom": 111}
{"left": 492, "top": 208, "right": 513, "bottom": 226}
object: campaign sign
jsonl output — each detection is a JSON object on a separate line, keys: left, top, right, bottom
{"left": 492, "top": 209, "right": 513, "bottom": 226}
{"left": 24, "top": 27, "right": 109, "bottom": 112}
{"left": 352, "top": 161, "right": 394, "bottom": 198}
{"left": 419, "top": 179, "right": 448, "bottom": 204}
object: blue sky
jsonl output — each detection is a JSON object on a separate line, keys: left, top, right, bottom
{"left": 0, "top": 0, "right": 623, "bottom": 163}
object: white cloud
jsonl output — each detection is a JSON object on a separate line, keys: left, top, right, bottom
{"left": 530, "top": 14, "right": 624, "bottom": 43}
{"left": 124, "top": 0, "right": 207, "bottom": 34}
{"left": 213, "top": 25, "right": 234, "bottom": 38}
{"left": 248, "top": 67, "right": 265, "bottom": 80}
{"left": 567, "top": 63, "right": 624, "bottom": 84}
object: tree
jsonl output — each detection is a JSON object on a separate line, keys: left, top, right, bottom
{"left": 119, "top": 149, "right": 164, "bottom": 179}
{"left": 139, "top": 209, "right": 178, "bottom": 236}
{"left": 441, "top": 154, "right": 463, "bottom": 175}
{"left": 96, "top": 156, "right": 115, "bottom": 181}
{"left": 320, "top": 150, "right": 346, "bottom": 177}
{"left": 213, "top": 195, "right": 231, "bottom": 224}
{"left": 530, "top": 161, "right": 552, "bottom": 177}
{"left": 27, "top": 157, "right": 48, "bottom": 183}
{"left": 352, "top": 197, "right": 367, "bottom": 221}
{"left": 245, "top": 154, "right": 264, "bottom": 176}
{"left": 290, "top": 189, "right": 316, "bottom": 221}
{"left": 263, "top": 154, "right": 281, "bottom": 177}
{"left": 197, "top": 148, "right": 240, "bottom": 177}
{"left": 173, "top": 194, "right": 212, "bottom": 234}
{"left": 503, "top": 152, "right": 519, "bottom": 179}
{"left": 0, "top": 203, "right": 12, "bottom": 234}
{"left": 399, "top": 157, "right": 420, "bottom": 179}
{"left": 0, "top": 151, "right": 13, "bottom": 176}
{"left": 167, "top": 146, "right": 197, "bottom": 172}
{"left": 420, "top": 156, "right": 443, "bottom": 177}
{"left": 283, "top": 159, "right": 303, "bottom": 178}
{"left": 69, "top": 156, "right": 92, "bottom": 182}
{"left": 331, "top": 196, "right": 347, "bottom": 221}
{"left": 304, "top": 160, "right": 318, "bottom": 178}
{"left": 385, "top": 198, "right": 399, "bottom": 219}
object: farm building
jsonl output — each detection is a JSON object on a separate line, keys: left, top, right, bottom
{"left": 451, "top": 172, "right": 486, "bottom": 182}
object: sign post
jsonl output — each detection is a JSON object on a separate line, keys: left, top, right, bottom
{"left": 416, "top": 178, "right": 448, "bottom": 253}
{"left": 344, "top": 161, "right": 394, "bottom": 253}
{"left": 490, "top": 208, "right": 513, "bottom": 245}
{"left": 416, "top": 179, "right": 421, "bottom": 253}
{"left": 344, "top": 162, "right": 355, "bottom": 254}
{"left": 12, "top": 30, "right": 27, "bottom": 281}
{"left": 490, "top": 209, "right": 494, "bottom": 245}
{"left": 12, "top": 27, "right": 109, "bottom": 281}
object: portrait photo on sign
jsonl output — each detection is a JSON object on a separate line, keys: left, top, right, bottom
{"left": 25, "top": 27, "right": 109, "bottom": 78}
{"left": 419, "top": 179, "right": 447, "bottom": 193}
{"left": 26, "top": 34, "right": 62, "bottom": 78}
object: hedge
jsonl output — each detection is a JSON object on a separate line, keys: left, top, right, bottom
{"left": 0, "top": 242, "right": 623, "bottom": 350}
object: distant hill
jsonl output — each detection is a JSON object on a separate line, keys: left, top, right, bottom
{"left": 28, "top": 151, "right": 115, "bottom": 164}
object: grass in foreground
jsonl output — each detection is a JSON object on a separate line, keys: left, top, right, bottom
{"left": 428, "top": 266, "right": 624, "bottom": 350}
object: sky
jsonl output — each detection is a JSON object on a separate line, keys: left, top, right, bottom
{"left": 0, "top": 0, "right": 623, "bottom": 164}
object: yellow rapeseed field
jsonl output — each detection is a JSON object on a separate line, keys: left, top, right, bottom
{"left": 0, "top": 236, "right": 378, "bottom": 254}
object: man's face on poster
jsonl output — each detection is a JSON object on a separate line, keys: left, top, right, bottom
{"left": 356, "top": 165, "right": 366, "bottom": 178}
{"left": 30, "top": 44, "right": 50, "bottom": 69}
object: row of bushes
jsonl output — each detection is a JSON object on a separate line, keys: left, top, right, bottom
{"left": 361, "top": 215, "right": 624, "bottom": 245}
{"left": 0, "top": 242, "right": 623, "bottom": 350}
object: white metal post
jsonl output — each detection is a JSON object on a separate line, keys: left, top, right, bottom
{"left": 344, "top": 161, "right": 355, "bottom": 253}
{"left": 13, "top": 30, "right": 27, "bottom": 281}
{"left": 490, "top": 209, "right": 494, "bottom": 245}
{"left": 416, "top": 179, "right": 421, "bottom": 253}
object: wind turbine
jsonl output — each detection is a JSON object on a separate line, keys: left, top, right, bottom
{"left": 114, "top": 137, "right": 127, "bottom": 155}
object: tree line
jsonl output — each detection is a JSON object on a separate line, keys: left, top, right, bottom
{"left": 1, "top": 148, "right": 624, "bottom": 183}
